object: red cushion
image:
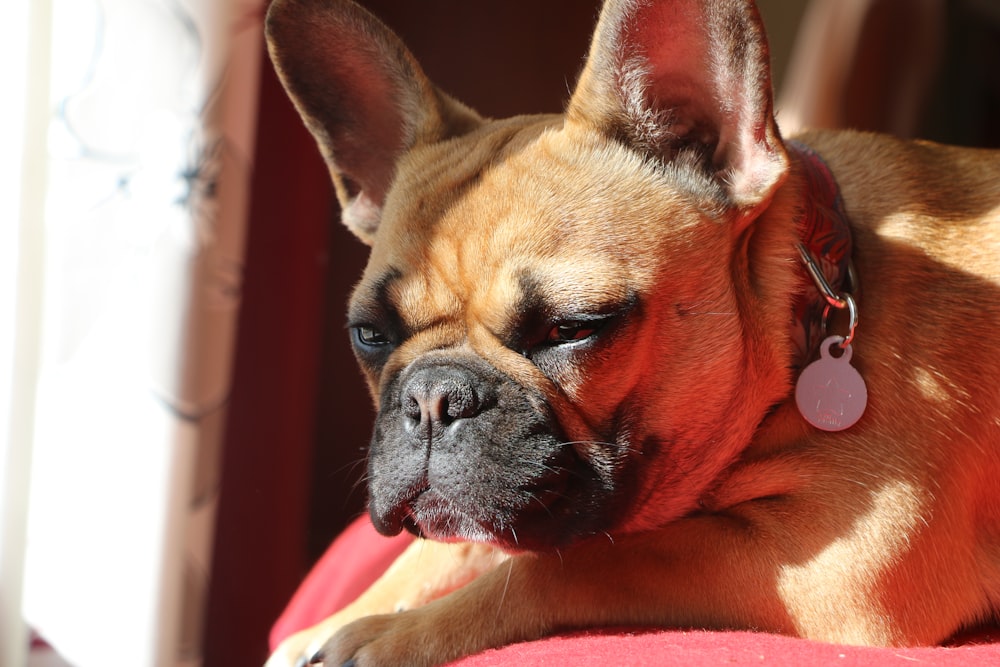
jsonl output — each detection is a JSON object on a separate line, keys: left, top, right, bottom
{"left": 272, "top": 517, "right": 1000, "bottom": 665}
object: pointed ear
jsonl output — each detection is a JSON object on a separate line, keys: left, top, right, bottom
{"left": 265, "top": 0, "right": 481, "bottom": 244}
{"left": 567, "top": 0, "right": 787, "bottom": 214}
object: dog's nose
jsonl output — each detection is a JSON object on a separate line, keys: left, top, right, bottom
{"left": 401, "top": 365, "right": 483, "bottom": 429}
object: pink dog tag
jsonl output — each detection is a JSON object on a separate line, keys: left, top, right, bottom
{"left": 795, "top": 336, "right": 868, "bottom": 431}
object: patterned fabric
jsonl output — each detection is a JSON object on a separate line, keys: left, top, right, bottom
{"left": 18, "top": 1, "right": 264, "bottom": 665}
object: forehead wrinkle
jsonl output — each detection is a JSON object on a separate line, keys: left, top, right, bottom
{"left": 374, "top": 151, "right": 537, "bottom": 337}
{"left": 520, "top": 262, "right": 635, "bottom": 316}
{"left": 392, "top": 263, "right": 465, "bottom": 332}
{"left": 386, "top": 115, "right": 561, "bottom": 240}
{"left": 466, "top": 267, "right": 524, "bottom": 340}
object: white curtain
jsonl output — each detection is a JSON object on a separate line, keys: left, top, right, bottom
{"left": 1, "top": 1, "right": 264, "bottom": 665}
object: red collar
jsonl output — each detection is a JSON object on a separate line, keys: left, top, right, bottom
{"left": 786, "top": 140, "right": 855, "bottom": 368}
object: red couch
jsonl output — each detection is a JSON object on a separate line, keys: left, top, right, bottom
{"left": 272, "top": 517, "right": 1000, "bottom": 666}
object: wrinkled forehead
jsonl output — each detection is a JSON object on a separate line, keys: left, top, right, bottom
{"left": 351, "top": 116, "right": 709, "bottom": 329}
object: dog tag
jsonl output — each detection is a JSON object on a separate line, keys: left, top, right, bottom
{"left": 795, "top": 336, "right": 868, "bottom": 432}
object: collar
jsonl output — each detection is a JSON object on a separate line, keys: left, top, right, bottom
{"left": 786, "top": 140, "right": 855, "bottom": 368}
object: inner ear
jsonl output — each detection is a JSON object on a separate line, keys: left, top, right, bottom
{"left": 266, "top": 0, "right": 481, "bottom": 244}
{"left": 567, "top": 0, "right": 787, "bottom": 212}
{"left": 618, "top": 5, "right": 722, "bottom": 157}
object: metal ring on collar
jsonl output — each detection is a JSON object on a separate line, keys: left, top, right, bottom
{"left": 822, "top": 292, "right": 859, "bottom": 348}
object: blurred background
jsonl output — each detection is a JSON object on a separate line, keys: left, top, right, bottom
{"left": 1, "top": 1, "right": 997, "bottom": 666}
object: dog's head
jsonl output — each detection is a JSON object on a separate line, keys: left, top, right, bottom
{"left": 266, "top": 0, "right": 800, "bottom": 550}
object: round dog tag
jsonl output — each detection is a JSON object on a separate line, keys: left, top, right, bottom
{"left": 795, "top": 336, "right": 868, "bottom": 432}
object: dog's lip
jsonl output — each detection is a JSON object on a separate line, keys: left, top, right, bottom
{"left": 399, "top": 505, "right": 422, "bottom": 537}
{"left": 519, "top": 471, "right": 572, "bottom": 516}
{"left": 383, "top": 469, "right": 577, "bottom": 545}
{"left": 400, "top": 489, "right": 482, "bottom": 542}
{"left": 370, "top": 482, "right": 430, "bottom": 536}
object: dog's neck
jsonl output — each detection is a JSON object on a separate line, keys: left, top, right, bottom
{"left": 786, "top": 140, "right": 854, "bottom": 368}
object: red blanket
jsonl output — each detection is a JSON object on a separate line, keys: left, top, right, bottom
{"left": 272, "top": 517, "right": 1000, "bottom": 665}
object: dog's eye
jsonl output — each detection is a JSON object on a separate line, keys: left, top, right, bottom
{"left": 546, "top": 321, "right": 601, "bottom": 344}
{"left": 356, "top": 326, "right": 390, "bottom": 346}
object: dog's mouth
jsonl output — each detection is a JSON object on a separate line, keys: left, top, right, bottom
{"left": 371, "top": 456, "right": 598, "bottom": 551}
{"left": 397, "top": 490, "right": 498, "bottom": 544}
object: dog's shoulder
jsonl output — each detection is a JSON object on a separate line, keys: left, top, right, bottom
{"left": 795, "top": 127, "right": 997, "bottom": 181}
{"left": 790, "top": 129, "right": 1000, "bottom": 250}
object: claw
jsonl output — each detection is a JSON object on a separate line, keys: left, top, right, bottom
{"left": 308, "top": 647, "right": 331, "bottom": 666}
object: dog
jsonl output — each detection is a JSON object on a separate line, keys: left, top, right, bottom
{"left": 263, "top": 0, "right": 1000, "bottom": 665}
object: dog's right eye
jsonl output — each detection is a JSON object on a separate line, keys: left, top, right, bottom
{"left": 355, "top": 326, "right": 391, "bottom": 347}
{"left": 546, "top": 321, "right": 601, "bottom": 343}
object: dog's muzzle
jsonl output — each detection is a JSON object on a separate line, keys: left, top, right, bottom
{"left": 364, "top": 354, "right": 617, "bottom": 550}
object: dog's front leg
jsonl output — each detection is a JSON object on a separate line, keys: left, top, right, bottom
{"left": 311, "top": 496, "right": 939, "bottom": 667}
{"left": 311, "top": 518, "right": 800, "bottom": 667}
{"left": 265, "top": 538, "right": 505, "bottom": 667}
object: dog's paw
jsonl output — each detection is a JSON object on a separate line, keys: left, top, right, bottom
{"left": 265, "top": 626, "right": 329, "bottom": 667}
{"left": 314, "top": 610, "right": 453, "bottom": 667}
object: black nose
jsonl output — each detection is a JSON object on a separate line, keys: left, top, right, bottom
{"left": 401, "top": 365, "right": 484, "bottom": 429}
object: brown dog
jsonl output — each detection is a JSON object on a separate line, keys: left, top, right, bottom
{"left": 263, "top": 0, "right": 1000, "bottom": 665}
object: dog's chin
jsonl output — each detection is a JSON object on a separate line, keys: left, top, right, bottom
{"left": 399, "top": 500, "right": 499, "bottom": 546}
{"left": 370, "top": 476, "right": 617, "bottom": 552}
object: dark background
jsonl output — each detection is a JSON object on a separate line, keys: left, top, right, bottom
{"left": 204, "top": 1, "right": 999, "bottom": 665}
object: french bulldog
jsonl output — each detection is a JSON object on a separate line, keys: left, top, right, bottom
{"left": 263, "top": 0, "right": 1000, "bottom": 665}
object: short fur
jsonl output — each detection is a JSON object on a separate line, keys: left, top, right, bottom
{"left": 264, "top": 1, "right": 1000, "bottom": 665}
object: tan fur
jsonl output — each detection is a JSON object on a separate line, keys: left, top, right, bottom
{"left": 264, "top": 1, "right": 1000, "bottom": 665}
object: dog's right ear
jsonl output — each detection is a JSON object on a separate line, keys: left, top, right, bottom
{"left": 265, "top": 0, "right": 481, "bottom": 244}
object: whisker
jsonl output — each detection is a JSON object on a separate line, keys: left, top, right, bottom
{"left": 680, "top": 311, "right": 737, "bottom": 316}
{"left": 332, "top": 453, "right": 368, "bottom": 478}
{"left": 676, "top": 297, "right": 737, "bottom": 318}
{"left": 559, "top": 440, "right": 641, "bottom": 457}
{"left": 495, "top": 557, "right": 515, "bottom": 619}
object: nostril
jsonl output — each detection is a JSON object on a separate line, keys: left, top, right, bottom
{"left": 401, "top": 367, "right": 483, "bottom": 429}
{"left": 435, "top": 394, "right": 455, "bottom": 426}
{"left": 403, "top": 394, "right": 423, "bottom": 423}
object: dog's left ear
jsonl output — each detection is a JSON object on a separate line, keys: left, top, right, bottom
{"left": 568, "top": 0, "right": 787, "bottom": 216}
